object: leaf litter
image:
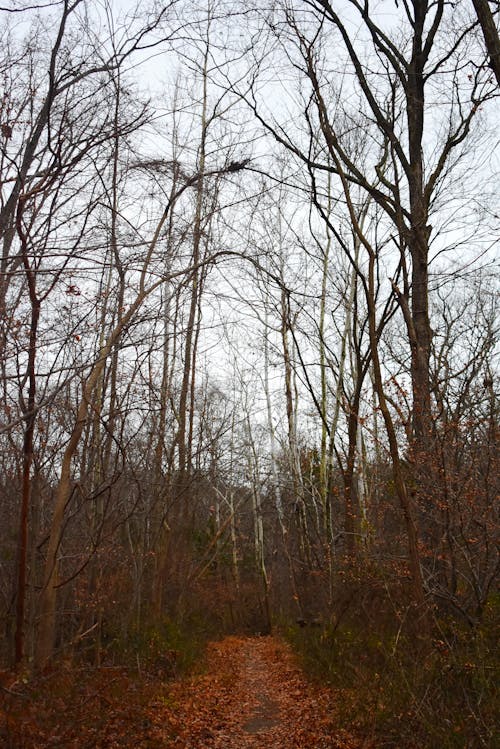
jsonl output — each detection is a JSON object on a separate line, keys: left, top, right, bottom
{"left": 155, "top": 635, "right": 364, "bottom": 748}
{"left": 1, "top": 636, "right": 366, "bottom": 747}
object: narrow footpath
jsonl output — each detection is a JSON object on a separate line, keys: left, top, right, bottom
{"left": 1, "top": 635, "right": 365, "bottom": 747}
{"left": 158, "top": 636, "right": 362, "bottom": 748}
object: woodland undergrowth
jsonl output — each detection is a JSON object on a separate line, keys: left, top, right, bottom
{"left": 286, "top": 586, "right": 499, "bottom": 749}
{"left": 0, "top": 616, "right": 213, "bottom": 748}
{"left": 1, "top": 593, "right": 498, "bottom": 748}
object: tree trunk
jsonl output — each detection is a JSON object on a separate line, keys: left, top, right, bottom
{"left": 472, "top": 0, "right": 500, "bottom": 87}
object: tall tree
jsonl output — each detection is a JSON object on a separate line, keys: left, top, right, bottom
{"left": 244, "top": 0, "right": 498, "bottom": 607}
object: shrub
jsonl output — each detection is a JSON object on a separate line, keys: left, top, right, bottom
{"left": 285, "top": 596, "right": 499, "bottom": 747}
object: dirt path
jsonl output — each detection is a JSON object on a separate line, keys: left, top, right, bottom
{"left": 1, "top": 635, "right": 364, "bottom": 747}
{"left": 159, "top": 636, "right": 361, "bottom": 748}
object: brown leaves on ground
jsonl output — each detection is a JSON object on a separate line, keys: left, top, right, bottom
{"left": 161, "top": 635, "right": 364, "bottom": 748}
{"left": 0, "top": 636, "right": 366, "bottom": 748}
{"left": 1, "top": 663, "right": 169, "bottom": 748}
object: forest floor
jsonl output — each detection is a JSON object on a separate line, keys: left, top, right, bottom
{"left": 0, "top": 635, "right": 367, "bottom": 748}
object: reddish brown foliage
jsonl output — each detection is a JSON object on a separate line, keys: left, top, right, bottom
{"left": 0, "top": 637, "right": 365, "bottom": 748}
{"left": 162, "top": 636, "right": 363, "bottom": 748}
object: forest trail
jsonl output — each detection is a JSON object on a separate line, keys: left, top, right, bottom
{"left": 160, "top": 635, "right": 361, "bottom": 748}
{"left": 1, "top": 635, "right": 365, "bottom": 747}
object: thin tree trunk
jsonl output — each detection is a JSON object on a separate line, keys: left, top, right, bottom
{"left": 177, "top": 44, "right": 209, "bottom": 478}
{"left": 263, "top": 308, "right": 302, "bottom": 616}
{"left": 15, "top": 212, "right": 40, "bottom": 663}
{"left": 245, "top": 414, "right": 272, "bottom": 633}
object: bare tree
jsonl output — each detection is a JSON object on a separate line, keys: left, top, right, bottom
{"left": 241, "top": 0, "right": 498, "bottom": 612}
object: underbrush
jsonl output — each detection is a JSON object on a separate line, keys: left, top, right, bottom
{"left": 285, "top": 598, "right": 499, "bottom": 748}
{"left": 103, "top": 614, "right": 214, "bottom": 678}
{"left": 0, "top": 614, "right": 214, "bottom": 748}
{"left": 0, "top": 661, "right": 176, "bottom": 748}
